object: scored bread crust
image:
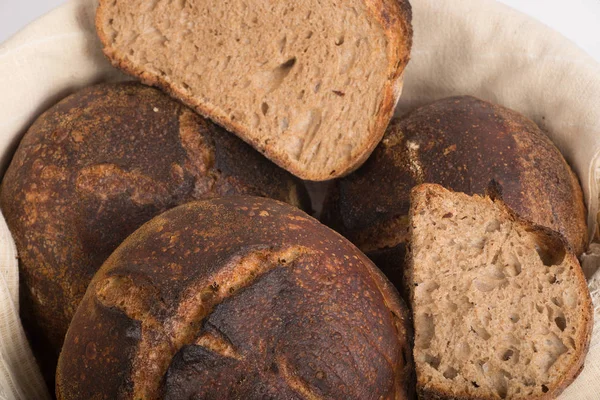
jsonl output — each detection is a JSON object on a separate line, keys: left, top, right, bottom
{"left": 56, "top": 196, "right": 414, "bottom": 400}
{"left": 95, "top": 0, "right": 413, "bottom": 181}
{"left": 404, "top": 184, "right": 593, "bottom": 400}
{"left": 0, "top": 82, "right": 310, "bottom": 388}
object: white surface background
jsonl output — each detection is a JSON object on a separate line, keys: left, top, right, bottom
{"left": 1, "top": 0, "right": 600, "bottom": 62}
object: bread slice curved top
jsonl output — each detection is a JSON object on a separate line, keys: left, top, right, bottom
{"left": 406, "top": 184, "right": 593, "bottom": 400}
{"left": 95, "top": 0, "right": 412, "bottom": 180}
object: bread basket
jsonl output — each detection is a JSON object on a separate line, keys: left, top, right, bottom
{"left": 0, "top": 0, "right": 599, "bottom": 398}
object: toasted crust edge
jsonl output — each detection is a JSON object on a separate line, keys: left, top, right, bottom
{"left": 404, "top": 183, "right": 593, "bottom": 400}
{"left": 95, "top": 0, "right": 412, "bottom": 181}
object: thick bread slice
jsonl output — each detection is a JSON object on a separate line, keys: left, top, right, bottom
{"left": 95, "top": 0, "right": 412, "bottom": 180}
{"left": 406, "top": 184, "right": 593, "bottom": 400}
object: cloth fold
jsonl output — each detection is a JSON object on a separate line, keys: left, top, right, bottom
{"left": 0, "top": 0, "right": 599, "bottom": 398}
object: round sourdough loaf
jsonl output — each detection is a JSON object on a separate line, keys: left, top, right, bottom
{"left": 0, "top": 82, "right": 309, "bottom": 382}
{"left": 56, "top": 196, "right": 413, "bottom": 400}
{"left": 322, "top": 96, "right": 588, "bottom": 289}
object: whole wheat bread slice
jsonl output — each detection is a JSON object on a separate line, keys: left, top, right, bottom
{"left": 406, "top": 184, "right": 593, "bottom": 399}
{"left": 95, "top": 0, "right": 412, "bottom": 181}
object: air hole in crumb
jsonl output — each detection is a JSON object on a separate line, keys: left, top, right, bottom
{"left": 551, "top": 297, "right": 562, "bottom": 307}
{"left": 541, "top": 385, "right": 549, "bottom": 393}
{"left": 501, "top": 349, "right": 514, "bottom": 361}
{"left": 548, "top": 275, "right": 556, "bottom": 284}
{"left": 555, "top": 316, "right": 566, "bottom": 331}
{"left": 531, "top": 232, "right": 566, "bottom": 266}
{"left": 443, "top": 367, "right": 458, "bottom": 379}
{"left": 424, "top": 354, "right": 440, "bottom": 369}
{"left": 278, "top": 57, "right": 296, "bottom": 72}
{"left": 278, "top": 36, "right": 287, "bottom": 53}
{"left": 470, "top": 325, "right": 491, "bottom": 340}
{"left": 258, "top": 57, "right": 297, "bottom": 93}
{"left": 314, "top": 81, "right": 322, "bottom": 93}
{"left": 472, "top": 381, "right": 480, "bottom": 388}
{"left": 306, "top": 31, "right": 314, "bottom": 39}
{"left": 510, "top": 314, "right": 519, "bottom": 323}
{"left": 261, "top": 102, "right": 269, "bottom": 115}
{"left": 335, "top": 34, "right": 345, "bottom": 45}
{"left": 535, "top": 304, "right": 544, "bottom": 313}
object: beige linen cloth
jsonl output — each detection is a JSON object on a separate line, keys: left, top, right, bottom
{"left": 1, "top": 0, "right": 600, "bottom": 398}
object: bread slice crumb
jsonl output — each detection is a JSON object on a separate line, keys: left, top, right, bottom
{"left": 95, "top": 0, "right": 412, "bottom": 180}
{"left": 406, "top": 184, "right": 593, "bottom": 399}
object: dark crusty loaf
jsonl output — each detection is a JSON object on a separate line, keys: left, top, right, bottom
{"left": 56, "top": 196, "right": 413, "bottom": 400}
{"left": 322, "top": 96, "right": 587, "bottom": 290}
{"left": 406, "top": 184, "right": 592, "bottom": 400}
{"left": 0, "top": 82, "right": 309, "bottom": 383}
{"left": 95, "top": 0, "right": 413, "bottom": 180}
